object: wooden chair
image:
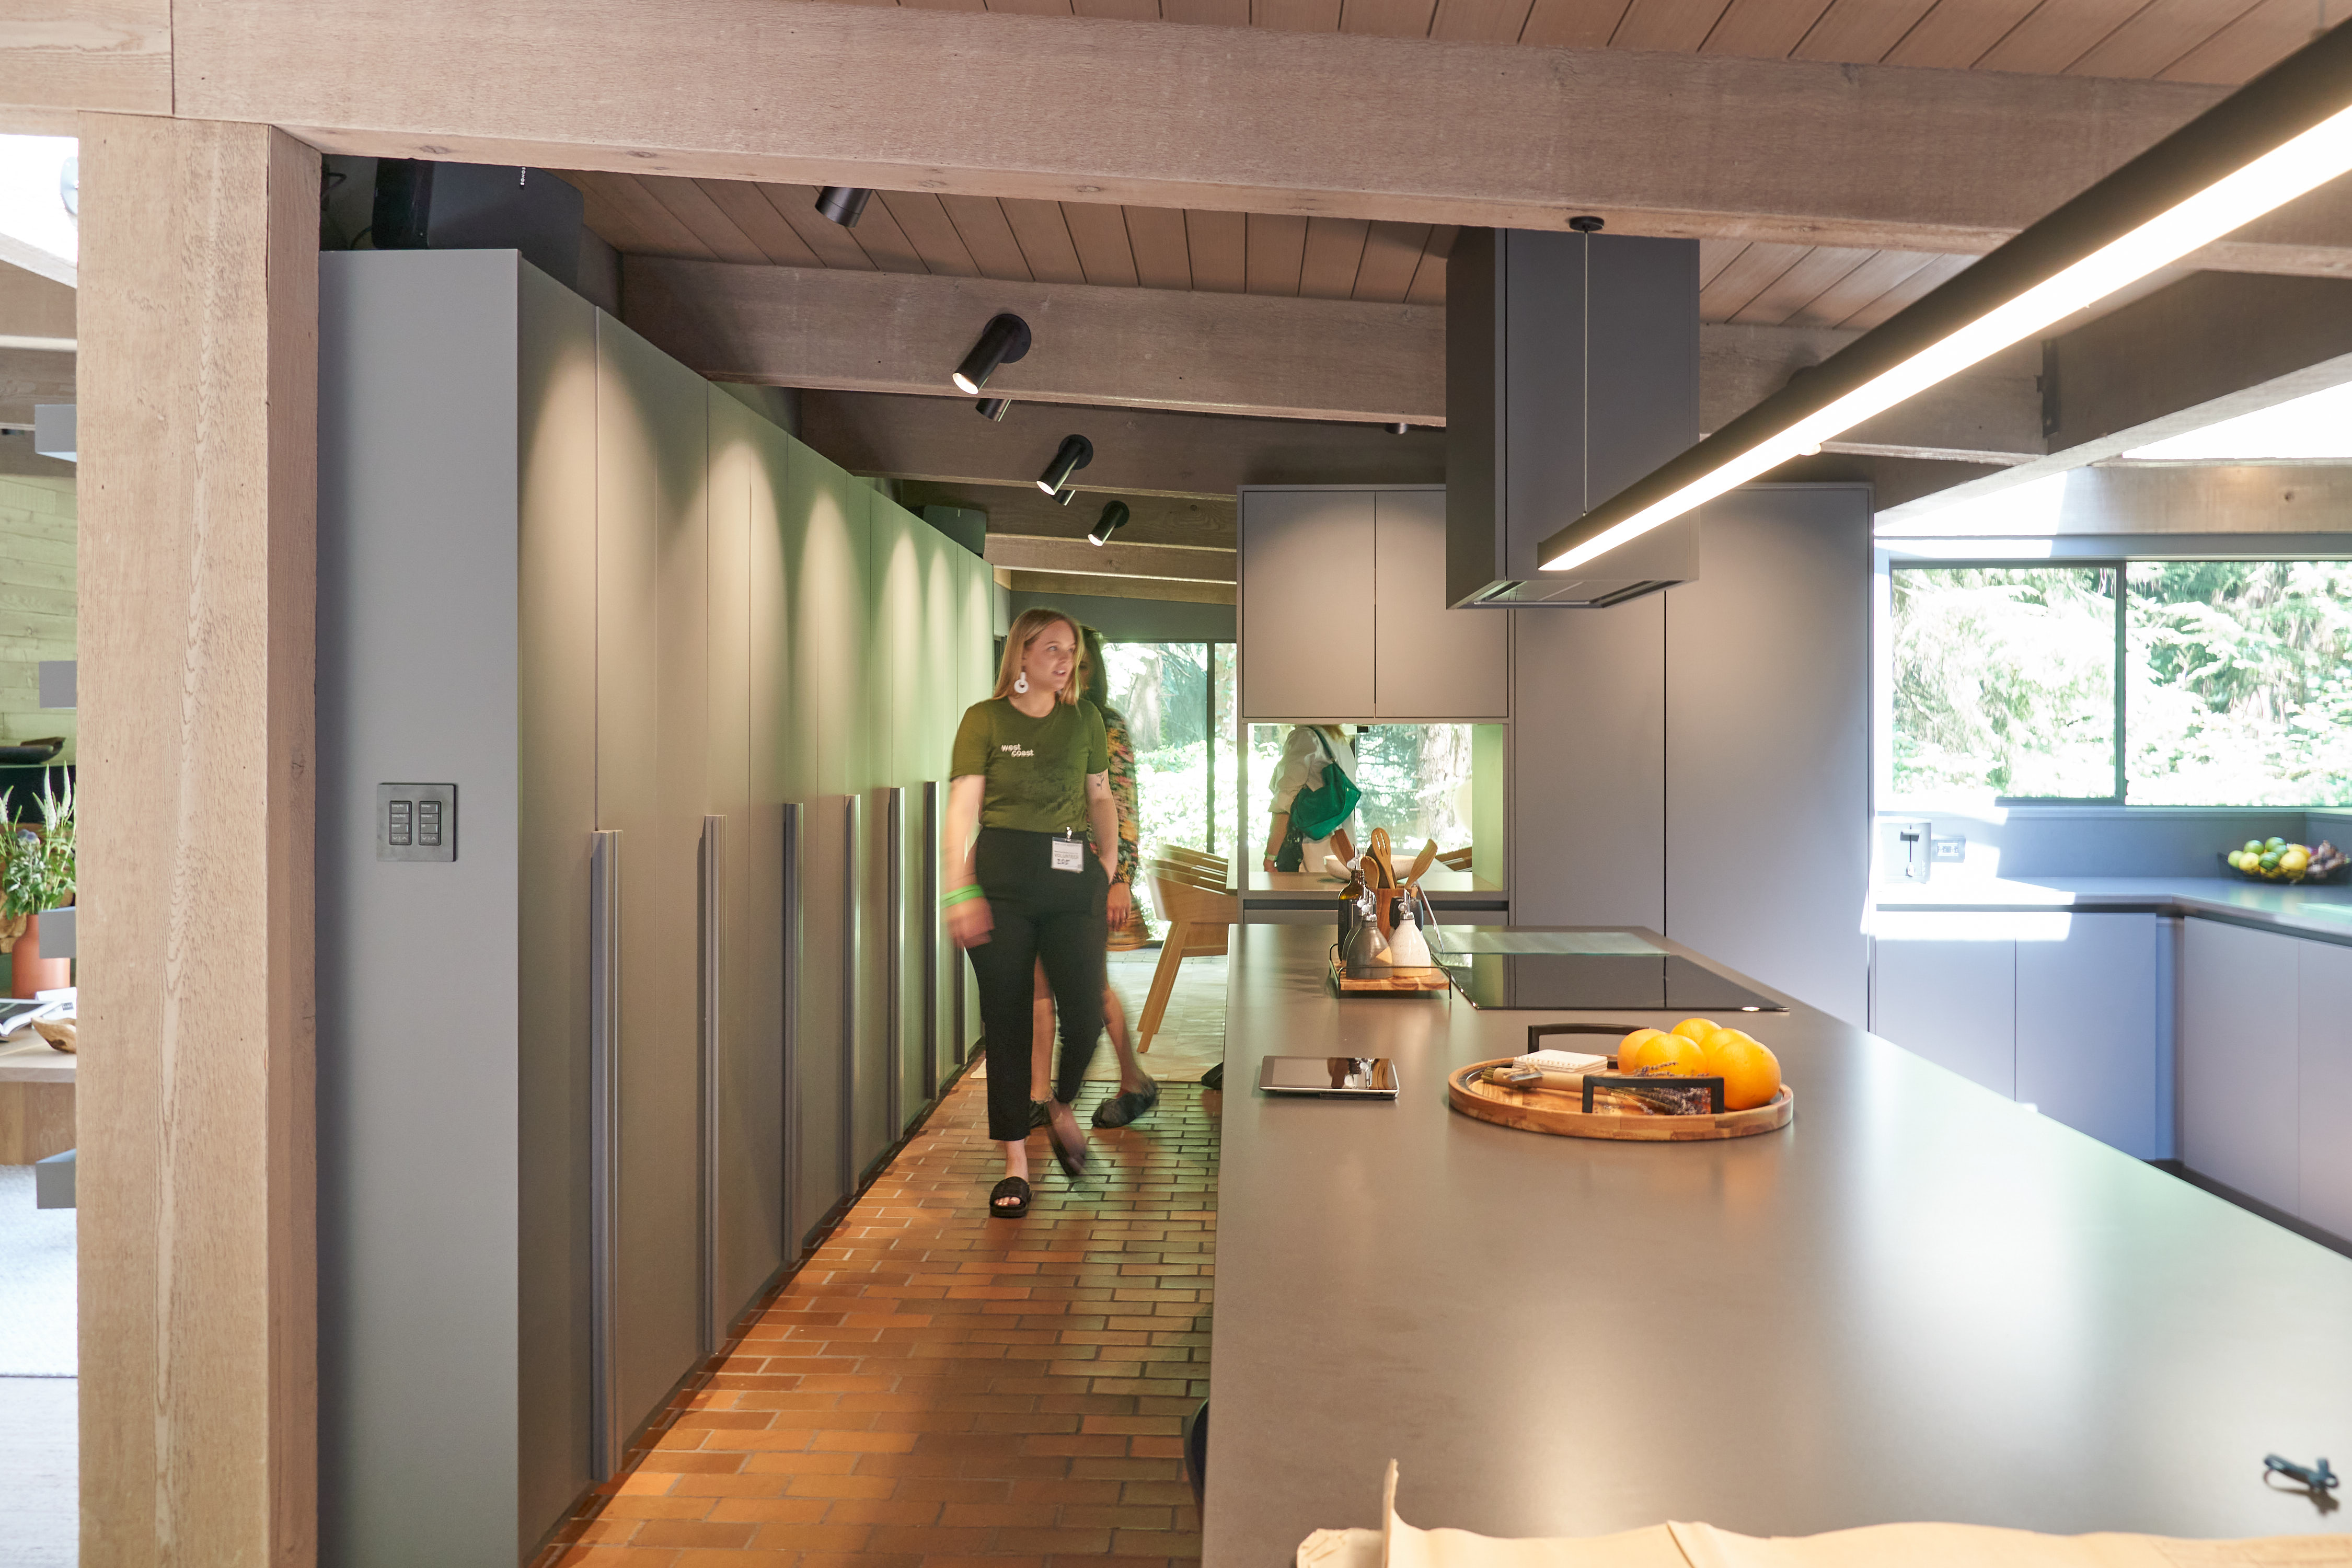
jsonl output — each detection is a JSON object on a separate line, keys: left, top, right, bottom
{"left": 1159, "top": 844, "right": 1230, "bottom": 880}
{"left": 1437, "top": 847, "right": 1473, "bottom": 871}
{"left": 1138, "top": 856, "right": 1238, "bottom": 1053}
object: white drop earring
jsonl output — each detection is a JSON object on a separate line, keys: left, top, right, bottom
{"left": 1013, "top": 671, "right": 1030, "bottom": 694}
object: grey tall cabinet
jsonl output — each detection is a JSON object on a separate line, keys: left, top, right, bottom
{"left": 317, "top": 250, "right": 994, "bottom": 1567}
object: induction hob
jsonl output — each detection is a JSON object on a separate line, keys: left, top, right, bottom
{"left": 1428, "top": 928, "right": 1788, "bottom": 1012}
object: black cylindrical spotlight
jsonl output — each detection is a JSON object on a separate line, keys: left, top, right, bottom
{"left": 1088, "top": 501, "right": 1131, "bottom": 547}
{"left": 815, "top": 187, "right": 873, "bottom": 227}
{"left": 976, "top": 397, "right": 1012, "bottom": 422}
{"left": 953, "top": 314, "right": 1034, "bottom": 396}
{"left": 1388, "top": 421, "right": 1411, "bottom": 435}
{"left": 1036, "top": 433, "right": 1093, "bottom": 494}
{"left": 1056, "top": 487, "right": 1080, "bottom": 506}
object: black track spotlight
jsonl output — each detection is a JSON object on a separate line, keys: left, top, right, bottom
{"left": 1388, "top": 421, "right": 1411, "bottom": 435}
{"left": 814, "top": 187, "right": 873, "bottom": 227}
{"left": 953, "top": 314, "right": 1034, "bottom": 396}
{"left": 976, "top": 397, "right": 1012, "bottom": 422}
{"left": 1056, "top": 487, "right": 1080, "bottom": 506}
{"left": 1088, "top": 501, "right": 1131, "bottom": 547}
{"left": 1036, "top": 433, "right": 1093, "bottom": 494}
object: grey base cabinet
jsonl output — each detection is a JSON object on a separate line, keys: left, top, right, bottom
{"left": 1870, "top": 912, "right": 2163, "bottom": 1159}
{"left": 2181, "top": 916, "right": 2352, "bottom": 1235}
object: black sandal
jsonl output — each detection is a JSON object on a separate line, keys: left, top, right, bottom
{"left": 1092, "top": 1076, "right": 1159, "bottom": 1129}
{"left": 989, "top": 1175, "right": 1032, "bottom": 1216}
{"left": 1045, "top": 1111, "right": 1090, "bottom": 1180}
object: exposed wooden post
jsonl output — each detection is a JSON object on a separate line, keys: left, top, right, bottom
{"left": 75, "top": 112, "right": 318, "bottom": 1568}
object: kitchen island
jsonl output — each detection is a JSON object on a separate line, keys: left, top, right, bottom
{"left": 1203, "top": 923, "right": 2352, "bottom": 1563}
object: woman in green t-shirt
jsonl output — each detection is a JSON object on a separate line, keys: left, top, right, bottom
{"left": 945, "top": 607, "right": 1132, "bottom": 1216}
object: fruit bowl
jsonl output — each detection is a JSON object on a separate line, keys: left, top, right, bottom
{"left": 2222, "top": 837, "right": 2350, "bottom": 884}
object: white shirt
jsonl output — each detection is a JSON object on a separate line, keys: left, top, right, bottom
{"left": 1270, "top": 726, "right": 1360, "bottom": 814}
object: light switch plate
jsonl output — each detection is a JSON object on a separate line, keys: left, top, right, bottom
{"left": 1932, "top": 836, "right": 1968, "bottom": 862}
{"left": 378, "top": 782, "right": 457, "bottom": 862}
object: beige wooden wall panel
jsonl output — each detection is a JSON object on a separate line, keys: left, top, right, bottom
{"left": 0, "top": 262, "right": 78, "bottom": 341}
{"left": 170, "top": 0, "right": 2344, "bottom": 268}
{"left": 76, "top": 111, "right": 318, "bottom": 1568}
{"left": 0, "top": 475, "right": 75, "bottom": 765}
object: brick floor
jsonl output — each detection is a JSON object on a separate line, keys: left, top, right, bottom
{"left": 537, "top": 1068, "right": 1219, "bottom": 1568}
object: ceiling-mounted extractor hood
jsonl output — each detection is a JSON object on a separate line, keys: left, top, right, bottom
{"left": 1446, "top": 228, "right": 1701, "bottom": 608}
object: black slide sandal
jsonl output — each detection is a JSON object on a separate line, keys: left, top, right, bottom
{"left": 989, "top": 1176, "right": 1032, "bottom": 1216}
{"left": 1093, "top": 1077, "right": 1159, "bottom": 1129}
{"left": 1046, "top": 1114, "right": 1090, "bottom": 1180}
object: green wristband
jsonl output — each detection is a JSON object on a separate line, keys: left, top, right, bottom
{"left": 941, "top": 885, "right": 984, "bottom": 909}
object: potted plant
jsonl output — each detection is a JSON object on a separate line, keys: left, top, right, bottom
{"left": 0, "top": 775, "right": 75, "bottom": 998}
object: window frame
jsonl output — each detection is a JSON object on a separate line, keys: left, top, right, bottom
{"left": 1880, "top": 545, "right": 2352, "bottom": 812}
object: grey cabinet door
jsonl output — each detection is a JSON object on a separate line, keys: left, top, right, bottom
{"left": 2298, "top": 939, "right": 2352, "bottom": 1240}
{"left": 1371, "top": 490, "right": 1508, "bottom": 720}
{"left": 1870, "top": 926, "right": 2016, "bottom": 1097}
{"left": 2183, "top": 917, "right": 2301, "bottom": 1213}
{"left": 2015, "top": 914, "right": 2160, "bottom": 1158}
{"left": 1239, "top": 490, "right": 1375, "bottom": 720}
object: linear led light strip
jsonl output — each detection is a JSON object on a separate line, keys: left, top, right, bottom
{"left": 1538, "top": 21, "right": 2352, "bottom": 573}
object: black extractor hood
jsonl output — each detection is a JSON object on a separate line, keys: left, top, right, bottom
{"left": 1446, "top": 228, "right": 1701, "bottom": 608}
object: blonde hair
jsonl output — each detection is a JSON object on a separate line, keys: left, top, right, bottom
{"left": 994, "top": 608, "right": 1082, "bottom": 705}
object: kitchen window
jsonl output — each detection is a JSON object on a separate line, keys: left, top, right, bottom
{"left": 1246, "top": 723, "right": 1475, "bottom": 855}
{"left": 1101, "top": 640, "right": 1241, "bottom": 873}
{"left": 1890, "top": 559, "right": 2352, "bottom": 808}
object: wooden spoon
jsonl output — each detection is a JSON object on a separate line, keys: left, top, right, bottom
{"left": 1404, "top": 839, "right": 1438, "bottom": 889}
{"left": 1368, "top": 828, "right": 1394, "bottom": 888}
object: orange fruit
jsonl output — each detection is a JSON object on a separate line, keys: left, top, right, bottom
{"left": 1615, "top": 1028, "right": 1665, "bottom": 1067}
{"left": 1699, "top": 1031, "right": 1783, "bottom": 1111}
{"left": 1622, "top": 1032, "right": 1705, "bottom": 1076}
{"left": 1670, "top": 1017, "right": 1720, "bottom": 1044}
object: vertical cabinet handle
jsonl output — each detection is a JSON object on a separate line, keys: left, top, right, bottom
{"left": 589, "top": 828, "right": 622, "bottom": 1481}
{"left": 699, "top": 814, "right": 725, "bottom": 1357}
{"left": 885, "top": 786, "right": 903, "bottom": 1137}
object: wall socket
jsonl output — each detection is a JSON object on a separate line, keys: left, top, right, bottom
{"left": 378, "top": 782, "right": 457, "bottom": 862}
{"left": 1931, "top": 836, "right": 1968, "bottom": 862}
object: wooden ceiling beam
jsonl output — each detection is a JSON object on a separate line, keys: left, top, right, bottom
{"left": 801, "top": 390, "right": 1445, "bottom": 499}
{"left": 898, "top": 480, "right": 1235, "bottom": 550}
{"left": 983, "top": 534, "right": 1235, "bottom": 583}
{"left": 147, "top": 0, "right": 2352, "bottom": 273}
{"left": 1880, "top": 271, "right": 2352, "bottom": 524}
{"left": 1006, "top": 569, "right": 1236, "bottom": 606}
{"left": 0, "top": 263, "right": 77, "bottom": 346}
{"left": 0, "top": 345, "right": 76, "bottom": 428}
{"left": 628, "top": 256, "right": 2043, "bottom": 454}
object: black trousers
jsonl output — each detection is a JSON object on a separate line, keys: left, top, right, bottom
{"left": 966, "top": 827, "right": 1108, "bottom": 1142}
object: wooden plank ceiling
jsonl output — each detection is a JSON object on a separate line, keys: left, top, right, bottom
{"left": 570, "top": 0, "right": 2319, "bottom": 329}
{"left": 569, "top": 173, "right": 1985, "bottom": 330}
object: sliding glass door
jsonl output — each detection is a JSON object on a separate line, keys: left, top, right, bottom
{"left": 1102, "top": 641, "right": 1239, "bottom": 910}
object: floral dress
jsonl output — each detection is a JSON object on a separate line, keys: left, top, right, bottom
{"left": 1100, "top": 702, "right": 1141, "bottom": 890}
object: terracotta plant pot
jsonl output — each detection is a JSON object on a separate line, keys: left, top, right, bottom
{"left": 11, "top": 909, "right": 70, "bottom": 998}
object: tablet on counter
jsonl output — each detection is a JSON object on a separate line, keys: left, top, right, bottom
{"left": 1256, "top": 1056, "right": 1400, "bottom": 1099}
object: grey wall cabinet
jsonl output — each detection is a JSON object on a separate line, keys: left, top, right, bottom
{"left": 1238, "top": 486, "right": 1507, "bottom": 721}
{"left": 319, "top": 251, "right": 991, "bottom": 1568}
{"left": 1870, "top": 912, "right": 2164, "bottom": 1159}
{"left": 2297, "top": 938, "right": 2352, "bottom": 1239}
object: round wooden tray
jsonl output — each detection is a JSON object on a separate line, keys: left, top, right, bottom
{"left": 1446, "top": 1057, "right": 1794, "bottom": 1141}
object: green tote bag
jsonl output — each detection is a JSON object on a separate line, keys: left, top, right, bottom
{"left": 1288, "top": 729, "right": 1362, "bottom": 840}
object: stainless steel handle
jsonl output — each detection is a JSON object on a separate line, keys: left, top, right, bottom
{"left": 699, "top": 813, "right": 724, "bottom": 1356}
{"left": 589, "top": 828, "right": 622, "bottom": 1481}
{"left": 884, "top": 786, "right": 903, "bottom": 1137}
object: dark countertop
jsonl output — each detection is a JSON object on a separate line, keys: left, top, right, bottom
{"left": 1874, "top": 874, "right": 2352, "bottom": 944}
{"left": 1202, "top": 923, "right": 2352, "bottom": 1564}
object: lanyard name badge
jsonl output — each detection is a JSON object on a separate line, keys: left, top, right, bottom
{"left": 1051, "top": 830, "right": 1086, "bottom": 873}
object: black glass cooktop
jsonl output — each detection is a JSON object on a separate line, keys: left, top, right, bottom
{"left": 1431, "top": 930, "right": 1786, "bottom": 1012}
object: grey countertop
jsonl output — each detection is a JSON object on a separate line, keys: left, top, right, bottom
{"left": 1203, "top": 923, "right": 2352, "bottom": 1564}
{"left": 1874, "top": 873, "right": 2352, "bottom": 944}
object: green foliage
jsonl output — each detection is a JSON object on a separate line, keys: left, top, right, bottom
{"left": 1892, "top": 560, "right": 2352, "bottom": 808}
{"left": 1892, "top": 567, "right": 2116, "bottom": 802}
{"left": 0, "top": 774, "right": 74, "bottom": 920}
